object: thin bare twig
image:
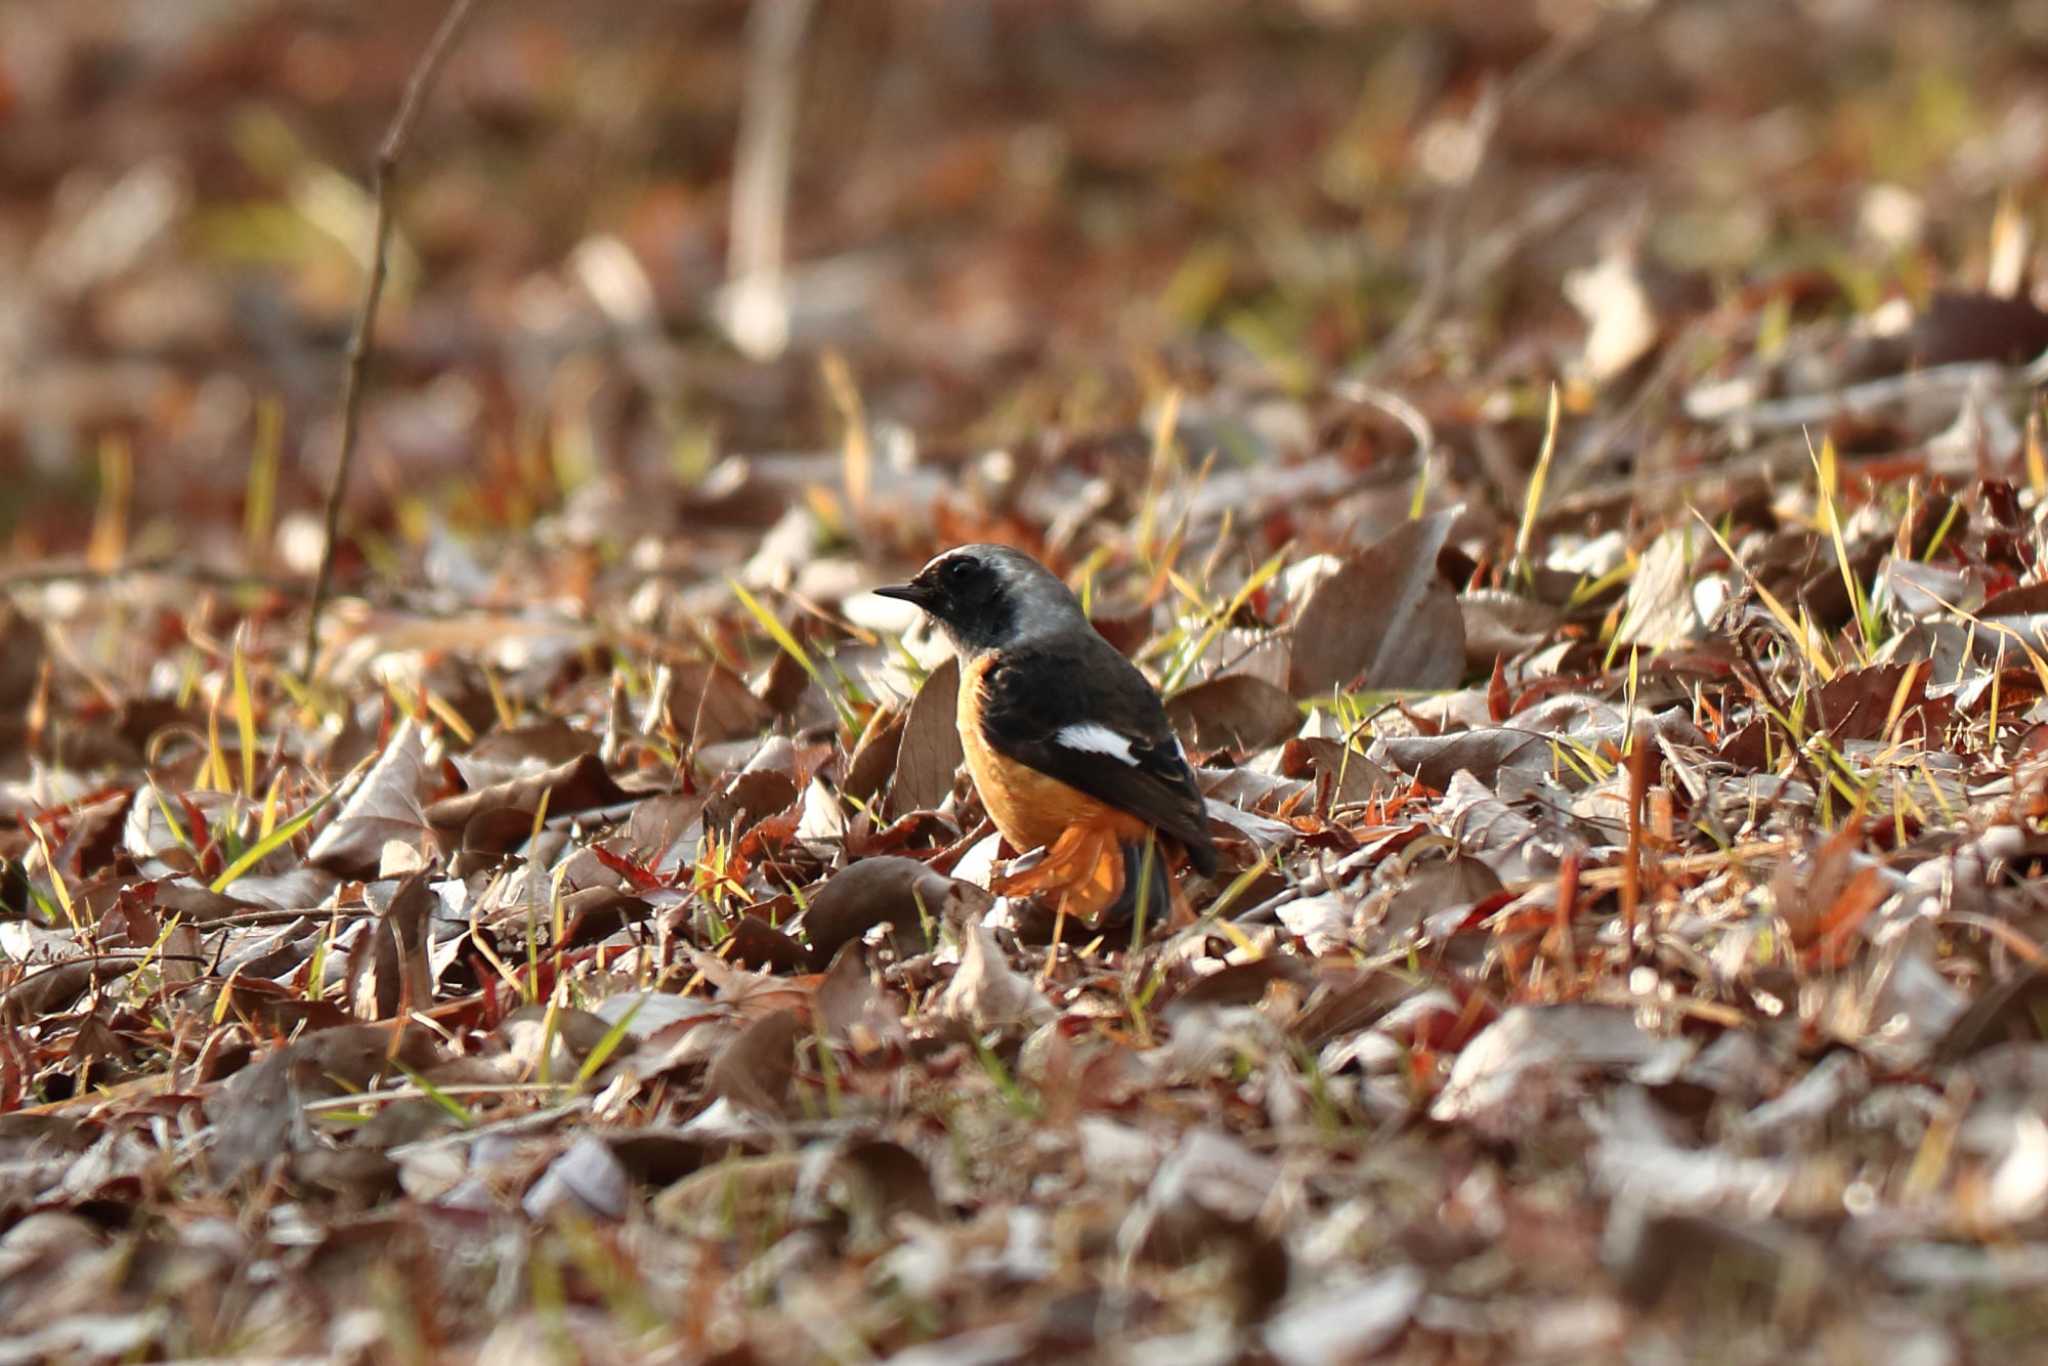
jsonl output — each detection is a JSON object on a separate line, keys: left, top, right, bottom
{"left": 301, "top": 0, "right": 483, "bottom": 681}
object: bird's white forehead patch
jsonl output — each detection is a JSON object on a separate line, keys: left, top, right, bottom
{"left": 1055, "top": 722, "right": 1139, "bottom": 766}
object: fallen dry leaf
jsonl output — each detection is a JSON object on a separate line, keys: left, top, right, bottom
{"left": 703, "top": 1008, "right": 805, "bottom": 1116}
{"left": 1166, "top": 673, "right": 1302, "bottom": 753}
{"left": 939, "top": 924, "right": 1053, "bottom": 1032}
{"left": 2, "top": 8, "right": 2041, "bottom": 1358}
{"left": 307, "top": 720, "right": 431, "bottom": 876}
{"left": 799, "top": 854, "right": 984, "bottom": 964}
{"left": 1287, "top": 510, "right": 1466, "bottom": 697}
{"left": 888, "top": 656, "right": 964, "bottom": 817}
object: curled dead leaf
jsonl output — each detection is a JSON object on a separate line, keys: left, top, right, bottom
{"left": 665, "top": 661, "right": 775, "bottom": 748}
{"left": 308, "top": 720, "right": 430, "bottom": 877}
{"left": 888, "top": 657, "right": 963, "bottom": 817}
{"left": 704, "top": 768, "right": 800, "bottom": 839}
{"left": 816, "top": 941, "right": 909, "bottom": 1053}
{"left": 344, "top": 872, "right": 435, "bottom": 1021}
{"left": 831, "top": 1138, "right": 942, "bottom": 1228}
{"left": 523, "top": 1134, "right": 631, "bottom": 1222}
{"left": 799, "top": 855, "right": 986, "bottom": 965}
{"left": 1166, "top": 674, "right": 1302, "bottom": 754}
{"left": 939, "top": 924, "right": 1054, "bottom": 1032}
{"left": 1279, "top": 736, "right": 1395, "bottom": 809}
{"left": 723, "top": 911, "right": 812, "bottom": 973}
{"left": 1286, "top": 510, "right": 1466, "bottom": 698}
{"left": 705, "top": 1008, "right": 804, "bottom": 1116}
{"left": 1430, "top": 1005, "right": 1694, "bottom": 1136}
{"left": 1373, "top": 727, "right": 1550, "bottom": 789}
{"left": 207, "top": 1024, "right": 442, "bottom": 1184}
{"left": 449, "top": 719, "right": 597, "bottom": 790}
{"left": 426, "top": 751, "right": 629, "bottom": 839}
{"left": 843, "top": 706, "right": 906, "bottom": 804}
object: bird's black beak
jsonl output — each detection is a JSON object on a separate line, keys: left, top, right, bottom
{"left": 873, "top": 582, "right": 933, "bottom": 609}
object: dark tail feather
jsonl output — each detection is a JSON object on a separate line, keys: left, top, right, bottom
{"left": 1106, "top": 837, "right": 1175, "bottom": 927}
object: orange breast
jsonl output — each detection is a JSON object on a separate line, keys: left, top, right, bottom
{"left": 957, "top": 653, "right": 1147, "bottom": 854}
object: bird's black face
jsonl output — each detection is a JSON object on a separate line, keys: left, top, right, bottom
{"left": 875, "top": 549, "right": 1015, "bottom": 651}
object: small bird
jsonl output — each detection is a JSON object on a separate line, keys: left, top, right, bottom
{"left": 875, "top": 544, "right": 1217, "bottom": 922}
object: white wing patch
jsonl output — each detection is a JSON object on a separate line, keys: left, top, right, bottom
{"left": 1055, "top": 722, "right": 1139, "bottom": 766}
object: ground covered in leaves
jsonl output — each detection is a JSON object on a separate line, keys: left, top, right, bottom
{"left": 9, "top": 1, "right": 2048, "bottom": 1362}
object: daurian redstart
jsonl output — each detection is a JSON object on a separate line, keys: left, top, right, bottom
{"left": 877, "top": 545, "right": 1217, "bottom": 921}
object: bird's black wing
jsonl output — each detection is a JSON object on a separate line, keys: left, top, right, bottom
{"left": 976, "top": 638, "right": 1218, "bottom": 875}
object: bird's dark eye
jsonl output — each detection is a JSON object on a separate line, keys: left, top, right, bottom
{"left": 943, "top": 559, "right": 972, "bottom": 583}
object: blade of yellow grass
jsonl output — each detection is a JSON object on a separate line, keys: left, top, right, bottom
{"left": 28, "top": 823, "right": 78, "bottom": 928}
{"left": 1990, "top": 639, "right": 2005, "bottom": 749}
{"left": 1921, "top": 497, "right": 1963, "bottom": 561}
{"left": 214, "top": 964, "right": 247, "bottom": 1024}
{"left": 535, "top": 985, "right": 563, "bottom": 1086}
{"left": 394, "top": 1063, "right": 479, "bottom": 1126}
{"left": 1212, "top": 915, "right": 1263, "bottom": 960}
{"left": 466, "top": 875, "right": 529, "bottom": 1004}
{"left": 258, "top": 770, "right": 286, "bottom": 841}
{"left": 730, "top": 579, "right": 820, "bottom": 688}
{"left": 529, "top": 786, "right": 553, "bottom": 850}
{"left": 1881, "top": 659, "right": 1926, "bottom": 749}
{"left": 1916, "top": 584, "right": 2048, "bottom": 702}
{"left": 132, "top": 912, "right": 187, "bottom": 989}
{"left": 575, "top": 994, "right": 647, "bottom": 1087}
{"left": 1989, "top": 189, "right": 2029, "bottom": 297}
{"left": 232, "top": 632, "right": 258, "bottom": 797}
{"left": 203, "top": 696, "right": 233, "bottom": 793}
{"left": 378, "top": 674, "right": 423, "bottom": 726}
{"left": 2028, "top": 410, "right": 2047, "bottom": 498}
{"left": 1408, "top": 445, "right": 1433, "bottom": 521}
{"left": 87, "top": 433, "right": 132, "bottom": 572}
{"left": 1513, "top": 383, "right": 1562, "bottom": 586}
{"left": 1071, "top": 545, "right": 1115, "bottom": 616}
{"left": 1809, "top": 434, "right": 1873, "bottom": 664}
{"left": 210, "top": 792, "right": 332, "bottom": 893}
{"left": 1137, "top": 388, "right": 1183, "bottom": 563}
{"left": 482, "top": 663, "right": 517, "bottom": 732}
{"left": 422, "top": 686, "right": 476, "bottom": 744}
{"left": 821, "top": 350, "right": 870, "bottom": 519}
{"left": 1160, "top": 851, "right": 1273, "bottom": 956}
{"left": 1576, "top": 552, "right": 1639, "bottom": 613}
{"left": 150, "top": 783, "right": 196, "bottom": 856}
{"left": 1693, "top": 510, "right": 1838, "bottom": 681}
{"left": 1161, "top": 547, "right": 1290, "bottom": 692}
{"left": 731, "top": 578, "right": 857, "bottom": 728}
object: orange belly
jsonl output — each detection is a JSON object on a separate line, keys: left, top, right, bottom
{"left": 957, "top": 654, "right": 1147, "bottom": 854}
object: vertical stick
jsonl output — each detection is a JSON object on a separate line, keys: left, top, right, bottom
{"left": 301, "top": 0, "right": 484, "bottom": 681}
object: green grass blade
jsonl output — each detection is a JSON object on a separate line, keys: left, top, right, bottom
{"left": 209, "top": 789, "right": 332, "bottom": 893}
{"left": 575, "top": 993, "right": 647, "bottom": 1087}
